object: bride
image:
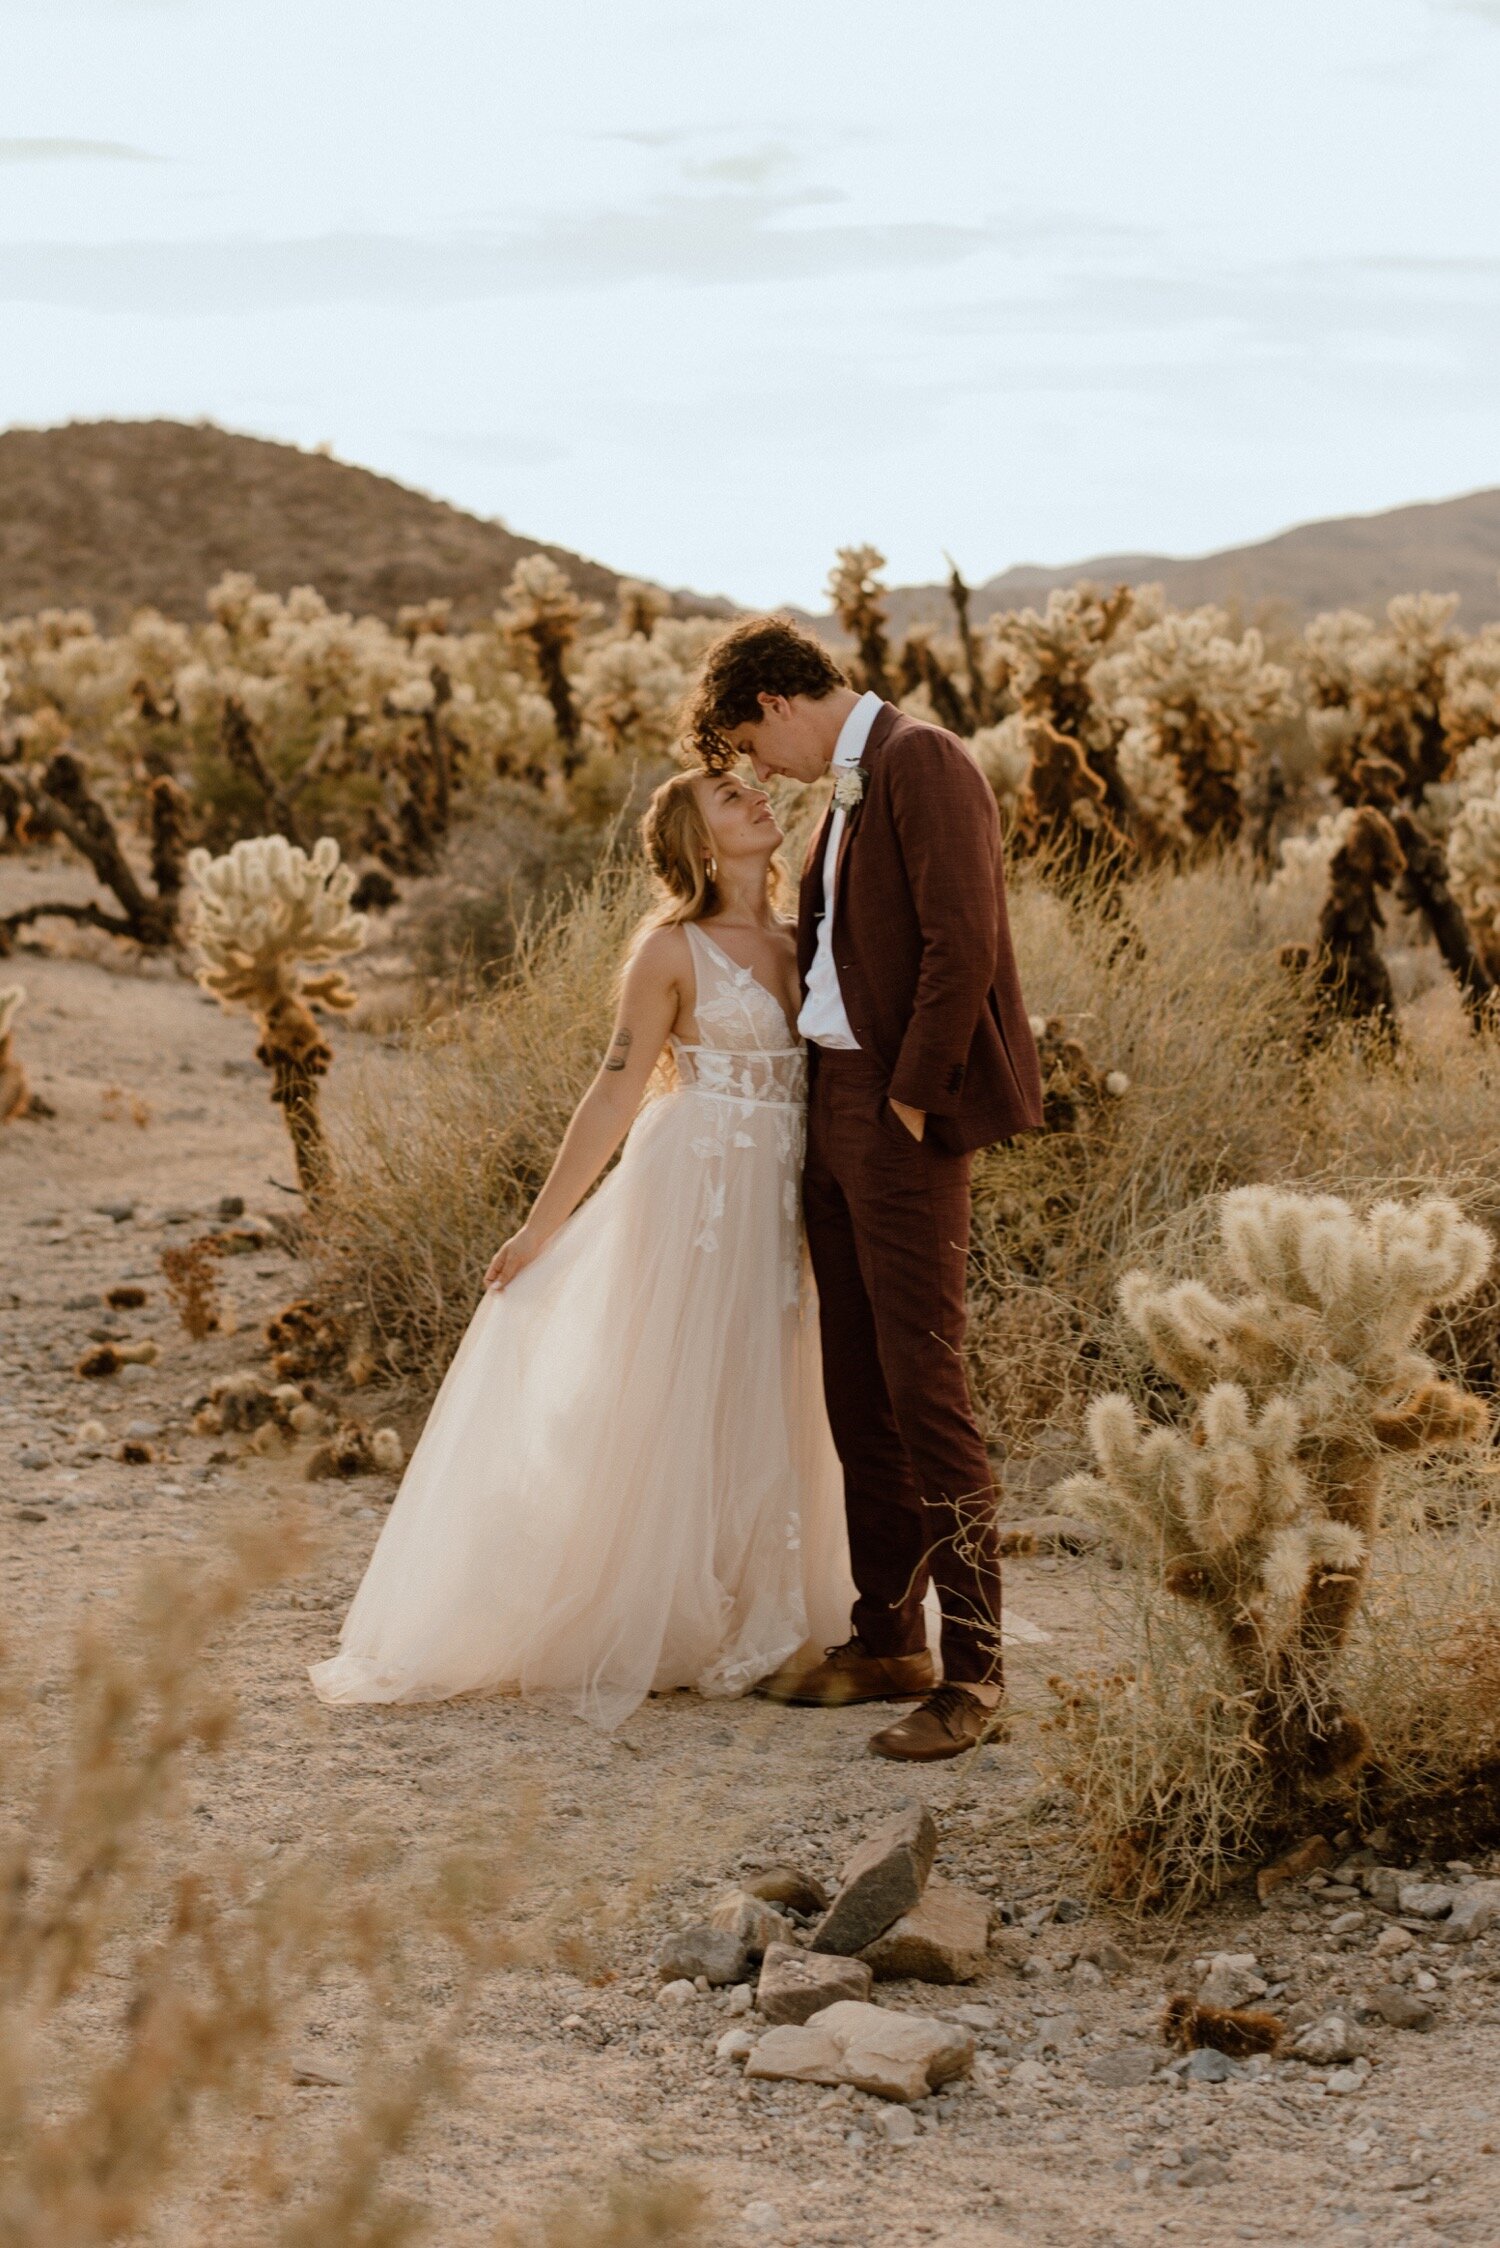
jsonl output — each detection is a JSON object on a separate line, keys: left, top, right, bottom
{"left": 308, "top": 765, "right": 856, "bottom": 1729}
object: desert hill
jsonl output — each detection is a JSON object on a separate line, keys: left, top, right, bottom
{"left": 0, "top": 420, "right": 700, "bottom": 631}
{"left": 851, "top": 487, "right": 1500, "bottom": 637}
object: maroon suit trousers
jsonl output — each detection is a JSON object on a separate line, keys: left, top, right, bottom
{"left": 802, "top": 1046, "right": 1002, "bottom": 1688}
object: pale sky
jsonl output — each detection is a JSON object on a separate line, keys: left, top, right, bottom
{"left": 2, "top": 0, "right": 1499, "bottom": 607}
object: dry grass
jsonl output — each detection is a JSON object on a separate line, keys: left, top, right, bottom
{"left": 310, "top": 865, "right": 650, "bottom": 1396}
{"left": 0, "top": 1503, "right": 685, "bottom": 2244}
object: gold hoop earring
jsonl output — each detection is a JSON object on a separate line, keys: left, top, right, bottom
{"left": 704, "top": 856, "right": 717, "bottom": 882}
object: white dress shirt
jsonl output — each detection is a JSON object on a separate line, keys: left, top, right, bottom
{"left": 797, "top": 689, "right": 884, "bottom": 1048}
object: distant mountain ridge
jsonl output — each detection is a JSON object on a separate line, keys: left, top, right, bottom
{"left": 839, "top": 488, "right": 1500, "bottom": 637}
{"left": 3, "top": 420, "right": 1498, "bottom": 637}
{"left": 0, "top": 420, "right": 725, "bottom": 632}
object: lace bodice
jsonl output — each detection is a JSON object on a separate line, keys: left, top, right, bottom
{"left": 671, "top": 923, "right": 805, "bottom": 1108}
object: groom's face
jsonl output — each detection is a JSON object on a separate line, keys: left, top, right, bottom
{"left": 728, "top": 693, "right": 831, "bottom": 788}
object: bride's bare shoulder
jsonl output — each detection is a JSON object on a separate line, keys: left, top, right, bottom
{"left": 624, "top": 921, "right": 692, "bottom": 989}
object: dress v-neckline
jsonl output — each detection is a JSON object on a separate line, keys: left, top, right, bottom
{"left": 688, "top": 922, "right": 800, "bottom": 1046}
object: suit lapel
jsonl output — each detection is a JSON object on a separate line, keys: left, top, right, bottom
{"left": 796, "top": 803, "right": 833, "bottom": 977}
{"left": 831, "top": 700, "right": 899, "bottom": 915}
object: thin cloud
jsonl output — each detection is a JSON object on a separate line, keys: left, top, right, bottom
{"left": 0, "top": 136, "right": 160, "bottom": 163}
{"left": 0, "top": 190, "right": 1076, "bottom": 314}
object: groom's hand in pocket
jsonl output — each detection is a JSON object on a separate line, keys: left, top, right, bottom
{"left": 888, "top": 1097, "right": 926, "bottom": 1142}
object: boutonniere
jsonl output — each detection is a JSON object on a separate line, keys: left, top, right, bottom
{"left": 832, "top": 767, "right": 866, "bottom": 812}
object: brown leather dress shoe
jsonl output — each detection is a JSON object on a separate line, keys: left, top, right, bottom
{"left": 866, "top": 1683, "right": 1005, "bottom": 1761}
{"left": 757, "top": 1636, "right": 936, "bottom": 1706}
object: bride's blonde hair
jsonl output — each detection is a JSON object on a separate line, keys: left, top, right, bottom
{"left": 631, "top": 769, "right": 786, "bottom": 953}
{"left": 637, "top": 770, "right": 721, "bottom": 936}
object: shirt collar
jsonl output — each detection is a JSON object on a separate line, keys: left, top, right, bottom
{"left": 830, "top": 688, "right": 884, "bottom": 771}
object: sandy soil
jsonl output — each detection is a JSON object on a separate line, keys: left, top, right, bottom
{"left": 3, "top": 865, "right": 1499, "bottom": 2248}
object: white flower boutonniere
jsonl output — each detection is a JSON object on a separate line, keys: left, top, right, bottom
{"left": 832, "top": 767, "right": 866, "bottom": 813}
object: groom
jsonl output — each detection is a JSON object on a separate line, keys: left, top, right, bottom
{"left": 687, "top": 617, "right": 1043, "bottom": 1762}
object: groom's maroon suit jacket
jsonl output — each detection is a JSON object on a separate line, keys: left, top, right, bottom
{"left": 795, "top": 701, "right": 1043, "bottom": 1157}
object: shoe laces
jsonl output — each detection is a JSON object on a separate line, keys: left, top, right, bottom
{"left": 919, "top": 1684, "right": 991, "bottom": 1736}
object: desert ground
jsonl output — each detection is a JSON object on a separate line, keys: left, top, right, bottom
{"left": 2, "top": 852, "right": 1498, "bottom": 2248}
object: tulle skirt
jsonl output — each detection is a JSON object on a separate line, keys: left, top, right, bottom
{"left": 308, "top": 1083, "right": 856, "bottom": 1730}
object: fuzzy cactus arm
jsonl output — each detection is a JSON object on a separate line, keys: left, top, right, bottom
{"left": 1118, "top": 1272, "right": 1240, "bottom": 1390}
{"left": 1371, "top": 1380, "right": 1489, "bottom": 1453}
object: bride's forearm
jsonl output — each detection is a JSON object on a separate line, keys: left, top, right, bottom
{"left": 523, "top": 1079, "right": 638, "bottom": 1241}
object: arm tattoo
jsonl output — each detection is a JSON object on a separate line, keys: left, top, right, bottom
{"left": 603, "top": 1028, "right": 632, "bottom": 1073}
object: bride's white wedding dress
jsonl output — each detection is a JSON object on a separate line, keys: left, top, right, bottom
{"left": 308, "top": 921, "right": 856, "bottom": 1729}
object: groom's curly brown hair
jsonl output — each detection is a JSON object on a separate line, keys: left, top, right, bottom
{"left": 683, "top": 615, "right": 847, "bottom": 770}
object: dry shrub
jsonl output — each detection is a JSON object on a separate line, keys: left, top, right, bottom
{"left": 309, "top": 862, "right": 648, "bottom": 1395}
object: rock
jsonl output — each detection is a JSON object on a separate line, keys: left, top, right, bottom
{"left": 1255, "top": 1833, "right": 1335, "bottom": 1905}
{"left": 988, "top": 1927, "right": 1031, "bottom": 1971}
{"left": 1327, "top": 1909, "right": 1366, "bottom": 1936}
{"left": 1052, "top": 1896, "right": 1086, "bottom": 1924}
{"left": 290, "top": 2059, "right": 351, "bottom": 2087}
{"left": 726, "top": 1983, "right": 754, "bottom": 2017}
{"left": 1027, "top": 2011, "right": 1079, "bottom": 2053}
{"left": 823, "top": 2005, "right": 976, "bottom": 2104}
{"left": 1291, "top": 2014, "right": 1367, "bottom": 2066}
{"left": 741, "top": 2203, "right": 783, "bottom": 2239}
{"left": 943, "top": 2003, "right": 997, "bottom": 2030}
{"left": 1081, "top": 1937, "right": 1131, "bottom": 1976}
{"left": 1435, "top": 1880, "right": 1500, "bottom": 1944}
{"left": 1070, "top": 1959, "right": 1104, "bottom": 1990}
{"left": 94, "top": 1199, "right": 137, "bottom": 1222}
{"left": 1180, "top": 2047, "right": 1239, "bottom": 2084}
{"left": 747, "top": 2000, "right": 974, "bottom": 2103}
{"left": 757, "top": 1943, "right": 873, "bottom": 2026}
{"left": 1374, "top": 1924, "right": 1414, "bottom": 1957}
{"left": 1087, "top": 2048, "right": 1157, "bottom": 2088}
{"left": 745, "top": 2022, "right": 846, "bottom": 2086}
{"left": 1197, "top": 1953, "right": 1266, "bottom": 2010}
{"left": 1325, "top": 2060, "right": 1371, "bottom": 2095}
{"left": 810, "top": 1806, "right": 938, "bottom": 1956}
{"left": 716, "top": 2027, "right": 758, "bottom": 2062}
{"left": 742, "top": 1865, "right": 830, "bottom": 1916}
{"left": 1363, "top": 1866, "right": 1402, "bottom": 1911}
{"left": 1009, "top": 2058, "right": 1052, "bottom": 2089}
{"left": 1177, "top": 2156, "right": 1229, "bottom": 2188}
{"left": 875, "top": 2105, "right": 920, "bottom": 2145}
{"left": 18, "top": 1449, "right": 52, "bottom": 1470}
{"left": 656, "top": 1979, "right": 697, "bottom": 2008}
{"left": 653, "top": 1926, "right": 748, "bottom": 1986}
{"left": 1365, "top": 1985, "right": 1435, "bottom": 2031}
{"left": 860, "top": 1878, "right": 989, "bottom": 1984}
{"left": 1397, "top": 1881, "right": 1456, "bottom": 1920}
{"left": 709, "top": 1889, "right": 795, "bottom": 1962}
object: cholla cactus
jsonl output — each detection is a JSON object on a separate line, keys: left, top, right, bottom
{"left": 1281, "top": 806, "right": 1403, "bottom": 1043}
{"left": 1442, "top": 622, "right": 1500, "bottom": 759}
{"left": 989, "top": 582, "right": 1159, "bottom": 835}
{"left": 826, "top": 545, "right": 894, "bottom": 701}
{"left": 0, "top": 985, "right": 31, "bottom": 1120}
{"left": 1058, "top": 1187, "right": 1490, "bottom": 1784}
{"left": 1092, "top": 608, "right": 1295, "bottom": 852}
{"left": 1303, "top": 594, "right": 1462, "bottom": 804}
{"left": 1447, "top": 767, "right": 1500, "bottom": 980}
{"left": 617, "top": 579, "right": 670, "bottom": 639}
{"left": 500, "top": 556, "right": 589, "bottom": 770}
{"left": 969, "top": 716, "right": 1034, "bottom": 817}
{"left": 187, "top": 835, "right": 367, "bottom": 1200}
